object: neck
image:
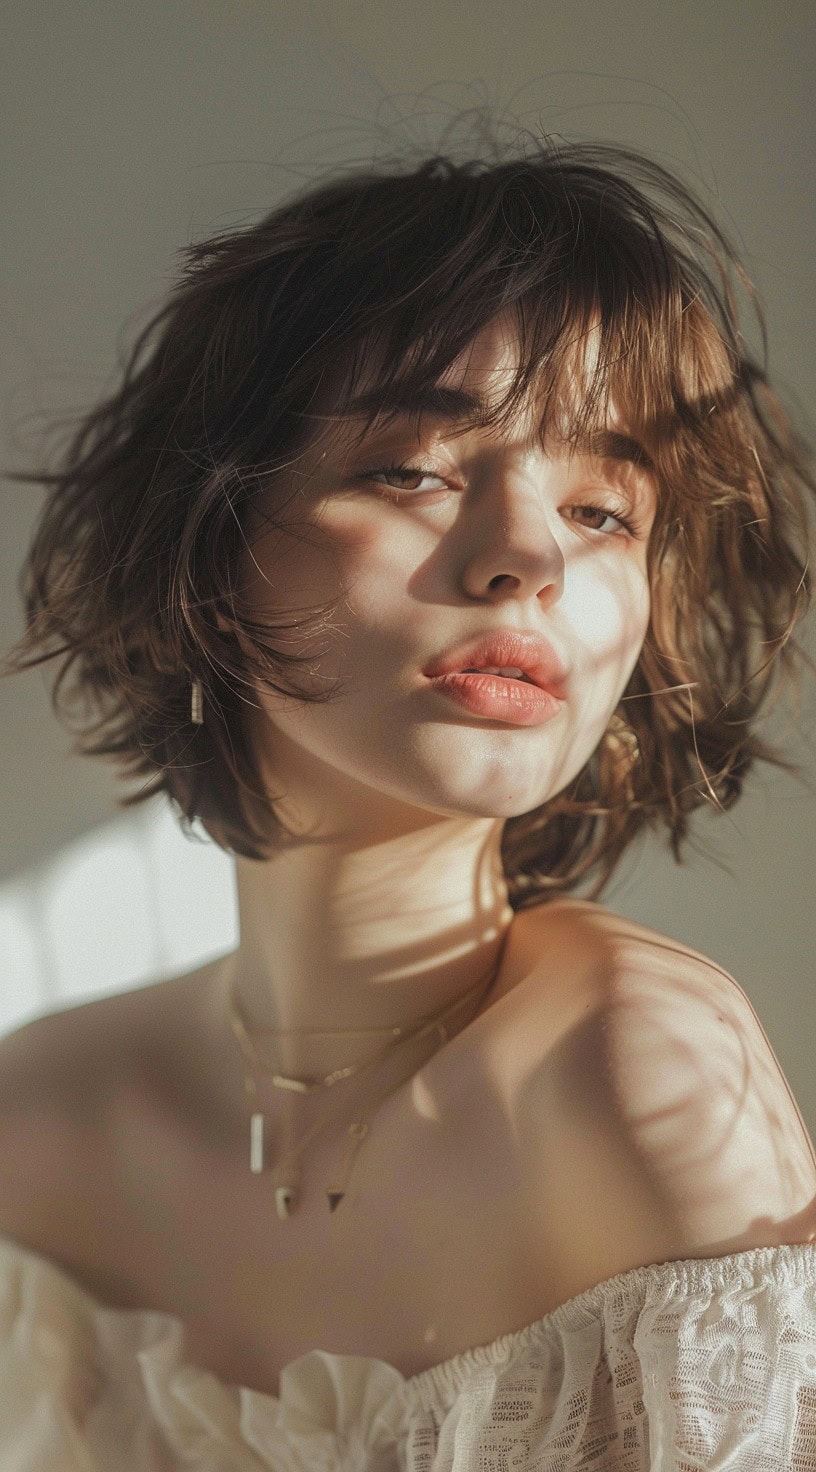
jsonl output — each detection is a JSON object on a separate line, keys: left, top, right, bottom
{"left": 221, "top": 813, "right": 513, "bottom": 1079}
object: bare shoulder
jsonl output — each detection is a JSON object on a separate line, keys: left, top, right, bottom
{"left": 0, "top": 977, "right": 167, "bottom": 1116}
{"left": 0, "top": 970, "right": 208, "bottom": 1275}
{"left": 568, "top": 903, "right": 816, "bottom": 1179}
{"left": 518, "top": 899, "right": 816, "bottom": 1277}
{"left": 0, "top": 995, "right": 128, "bottom": 1250}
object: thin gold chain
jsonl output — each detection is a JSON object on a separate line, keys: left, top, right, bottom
{"left": 227, "top": 950, "right": 503, "bottom": 1092}
{"left": 229, "top": 934, "right": 510, "bottom": 1185}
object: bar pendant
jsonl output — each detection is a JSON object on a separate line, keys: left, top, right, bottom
{"left": 271, "top": 1074, "right": 311, "bottom": 1093}
{"left": 250, "top": 1112, "right": 265, "bottom": 1173}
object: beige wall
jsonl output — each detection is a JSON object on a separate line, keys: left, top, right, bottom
{"left": 2, "top": 3, "right": 814, "bottom": 1124}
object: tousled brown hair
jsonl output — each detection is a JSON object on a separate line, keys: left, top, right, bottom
{"left": 5, "top": 129, "right": 815, "bottom": 905}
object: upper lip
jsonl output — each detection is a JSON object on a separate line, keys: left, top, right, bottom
{"left": 423, "top": 629, "right": 569, "bottom": 696}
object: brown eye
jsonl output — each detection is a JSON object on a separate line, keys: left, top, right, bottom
{"left": 359, "top": 462, "right": 449, "bottom": 493}
{"left": 568, "top": 503, "right": 637, "bottom": 536}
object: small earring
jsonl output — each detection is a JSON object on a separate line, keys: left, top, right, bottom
{"left": 191, "top": 677, "right": 204, "bottom": 725}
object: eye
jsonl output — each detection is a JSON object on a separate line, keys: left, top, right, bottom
{"left": 356, "top": 462, "right": 644, "bottom": 536}
{"left": 358, "top": 461, "right": 450, "bottom": 493}
{"left": 566, "top": 502, "right": 640, "bottom": 537}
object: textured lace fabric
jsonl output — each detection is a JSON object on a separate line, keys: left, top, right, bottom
{"left": 1, "top": 1234, "right": 816, "bottom": 1470}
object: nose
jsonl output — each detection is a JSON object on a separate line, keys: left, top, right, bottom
{"left": 461, "top": 478, "right": 566, "bottom": 608}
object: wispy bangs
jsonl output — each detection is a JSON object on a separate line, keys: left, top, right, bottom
{"left": 283, "top": 158, "right": 734, "bottom": 504}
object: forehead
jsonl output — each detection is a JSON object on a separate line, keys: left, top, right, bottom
{"left": 301, "top": 314, "right": 652, "bottom": 474}
{"left": 433, "top": 315, "right": 533, "bottom": 398}
{"left": 345, "top": 314, "right": 555, "bottom": 424}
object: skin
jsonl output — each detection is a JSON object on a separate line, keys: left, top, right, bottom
{"left": 203, "top": 313, "right": 658, "bottom": 1140}
{"left": 3, "top": 318, "right": 816, "bottom": 1398}
{"left": 4, "top": 245, "right": 816, "bottom": 1434}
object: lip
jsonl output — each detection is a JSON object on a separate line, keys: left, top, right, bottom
{"left": 423, "top": 628, "right": 569, "bottom": 698}
{"left": 425, "top": 671, "right": 565, "bottom": 726}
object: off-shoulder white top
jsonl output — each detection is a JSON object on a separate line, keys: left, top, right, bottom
{"left": 2, "top": 1233, "right": 816, "bottom": 1470}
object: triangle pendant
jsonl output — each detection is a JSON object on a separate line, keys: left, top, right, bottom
{"left": 275, "top": 1186, "right": 294, "bottom": 1220}
{"left": 327, "top": 1190, "right": 344, "bottom": 1212}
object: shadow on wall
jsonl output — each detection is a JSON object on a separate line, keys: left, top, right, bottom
{"left": 0, "top": 801, "right": 239, "bottom": 1037}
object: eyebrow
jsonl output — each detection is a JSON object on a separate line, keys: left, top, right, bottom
{"left": 343, "top": 384, "right": 489, "bottom": 423}
{"left": 339, "top": 384, "right": 654, "bottom": 472}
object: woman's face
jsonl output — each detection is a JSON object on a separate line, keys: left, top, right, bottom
{"left": 238, "top": 317, "right": 657, "bottom": 835}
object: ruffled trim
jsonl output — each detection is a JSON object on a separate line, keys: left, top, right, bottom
{"left": 138, "top": 1327, "right": 411, "bottom": 1470}
{"left": 392, "top": 1240, "right": 816, "bottom": 1414}
{"left": 2, "top": 1234, "right": 816, "bottom": 1466}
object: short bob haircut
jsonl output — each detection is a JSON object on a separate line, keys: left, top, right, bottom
{"left": 6, "top": 131, "right": 815, "bottom": 905}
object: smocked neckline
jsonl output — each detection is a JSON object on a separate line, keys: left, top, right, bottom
{"left": 2, "top": 1230, "right": 815, "bottom": 1421}
{"left": 387, "top": 1239, "right": 816, "bottom": 1412}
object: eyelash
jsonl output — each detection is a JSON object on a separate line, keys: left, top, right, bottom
{"left": 358, "top": 461, "right": 643, "bottom": 538}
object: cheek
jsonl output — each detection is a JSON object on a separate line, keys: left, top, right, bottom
{"left": 564, "top": 563, "right": 650, "bottom": 689}
{"left": 238, "top": 510, "right": 373, "bottom": 613}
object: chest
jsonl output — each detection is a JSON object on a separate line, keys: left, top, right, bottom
{"left": 66, "top": 908, "right": 608, "bottom": 1395}
{"left": 106, "top": 1044, "right": 552, "bottom": 1394}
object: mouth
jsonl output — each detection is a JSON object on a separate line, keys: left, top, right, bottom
{"left": 423, "top": 666, "right": 565, "bottom": 726}
{"left": 460, "top": 668, "right": 536, "bottom": 683}
{"left": 423, "top": 630, "right": 570, "bottom": 699}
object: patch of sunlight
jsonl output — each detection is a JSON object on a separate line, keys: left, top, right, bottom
{"left": 0, "top": 882, "right": 47, "bottom": 1033}
{"left": 0, "top": 800, "right": 238, "bottom": 1036}
{"left": 411, "top": 1069, "right": 443, "bottom": 1123}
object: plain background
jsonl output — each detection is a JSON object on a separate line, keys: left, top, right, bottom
{"left": 2, "top": 3, "right": 815, "bottom": 1134}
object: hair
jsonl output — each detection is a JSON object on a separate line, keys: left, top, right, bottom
{"left": 4, "top": 127, "right": 815, "bottom": 906}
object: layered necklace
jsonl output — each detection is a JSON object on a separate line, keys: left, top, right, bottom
{"left": 226, "top": 932, "right": 511, "bottom": 1220}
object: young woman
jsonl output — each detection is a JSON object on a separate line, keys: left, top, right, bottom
{"left": 2, "top": 132, "right": 816, "bottom": 1469}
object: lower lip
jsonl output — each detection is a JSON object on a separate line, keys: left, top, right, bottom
{"left": 425, "top": 672, "right": 565, "bottom": 726}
